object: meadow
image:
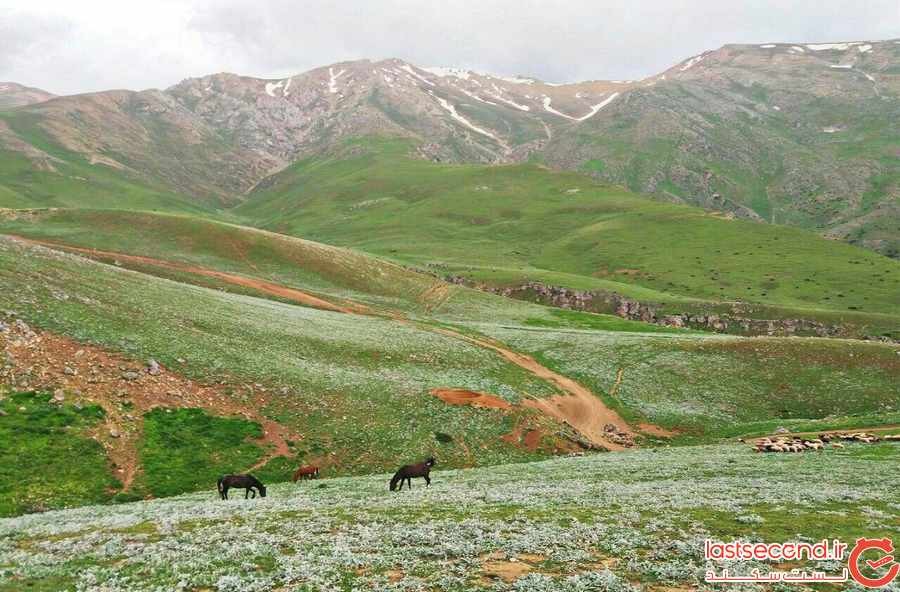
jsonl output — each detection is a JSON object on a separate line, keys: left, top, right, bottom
{"left": 1, "top": 442, "right": 898, "bottom": 591}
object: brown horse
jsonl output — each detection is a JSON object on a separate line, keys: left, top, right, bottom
{"left": 217, "top": 474, "right": 267, "bottom": 499}
{"left": 389, "top": 457, "right": 435, "bottom": 491}
{"left": 292, "top": 465, "right": 320, "bottom": 481}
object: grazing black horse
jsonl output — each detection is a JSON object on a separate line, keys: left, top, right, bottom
{"left": 389, "top": 457, "right": 435, "bottom": 491}
{"left": 217, "top": 474, "right": 267, "bottom": 499}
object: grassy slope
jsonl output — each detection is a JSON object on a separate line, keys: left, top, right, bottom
{"left": 235, "top": 138, "right": 900, "bottom": 335}
{"left": 0, "top": 111, "right": 210, "bottom": 214}
{"left": 0, "top": 208, "right": 680, "bottom": 332}
{"left": 0, "top": 392, "right": 119, "bottom": 517}
{"left": 0, "top": 236, "right": 564, "bottom": 476}
{"left": 2, "top": 442, "right": 898, "bottom": 590}
{"left": 0, "top": 208, "right": 477, "bottom": 315}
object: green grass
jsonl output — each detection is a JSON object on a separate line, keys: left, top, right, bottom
{"left": 137, "top": 408, "right": 266, "bottom": 498}
{"left": 235, "top": 138, "right": 900, "bottom": 335}
{"left": 0, "top": 391, "right": 119, "bottom": 517}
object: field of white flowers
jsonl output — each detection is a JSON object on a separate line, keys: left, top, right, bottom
{"left": 2, "top": 442, "right": 898, "bottom": 591}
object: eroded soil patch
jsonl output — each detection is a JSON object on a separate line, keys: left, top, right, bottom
{"left": 430, "top": 388, "right": 513, "bottom": 410}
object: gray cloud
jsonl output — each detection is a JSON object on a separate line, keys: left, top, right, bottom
{"left": 1, "top": 0, "right": 898, "bottom": 95}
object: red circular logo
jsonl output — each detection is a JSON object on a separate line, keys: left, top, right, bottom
{"left": 849, "top": 538, "right": 900, "bottom": 588}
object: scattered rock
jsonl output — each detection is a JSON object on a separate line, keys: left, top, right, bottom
{"left": 121, "top": 371, "right": 140, "bottom": 381}
{"left": 63, "top": 366, "right": 77, "bottom": 376}
{"left": 53, "top": 389, "right": 65, "bottom": 402}
{"left": 774, "top": 426, "right": 789, "bottom": 434}
{"left": 109, "top": 429, "right": 120, "bottom": 438}
{"left": 147, "top": 359, "right": 161, "bottom": 376}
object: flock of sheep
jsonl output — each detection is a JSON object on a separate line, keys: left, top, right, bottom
{"left": 748, "top": 431, "right": 900, "bottom": 453}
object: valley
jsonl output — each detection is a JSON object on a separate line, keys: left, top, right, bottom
{"left": 0, "top": 28, "right": 898, "bottom": 592}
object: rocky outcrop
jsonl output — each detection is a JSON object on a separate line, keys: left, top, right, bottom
{"left": 446, "top": 277, "right": 892, "bottom": 341}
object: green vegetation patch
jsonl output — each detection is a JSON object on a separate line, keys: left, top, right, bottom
{"left": 137, "top": 408, "right": 266, "bottom": 498}
{"left": 0, "top": 391, "right": 118, "bottom": 517}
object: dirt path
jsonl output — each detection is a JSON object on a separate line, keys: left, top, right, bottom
{"left": 428, "top": 327, "right": 633, "bottom": 449}
{"left": 11, "top": 235, "right": 651, "bottom": 451}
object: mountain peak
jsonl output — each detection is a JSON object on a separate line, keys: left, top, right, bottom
{"left": 0, "top": 82, "right": 56, "bottom": 109}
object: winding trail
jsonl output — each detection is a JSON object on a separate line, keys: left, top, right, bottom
{"left": 10, "top": 235, "right": 646, "bottom": 450}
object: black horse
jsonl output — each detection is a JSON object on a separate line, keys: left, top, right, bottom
{"left": 217, "top": 474, "right": 267, "bottom": 499}
{"left": 389, "top": 457, "right": 436, "bottom": 491}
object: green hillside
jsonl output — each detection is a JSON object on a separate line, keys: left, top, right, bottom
{"left": 2, "top": 221, "right": 898, "bottom": 516}
{"left": 236, "top": 138, "right": 900, "bottom": 336}
{"left": 0, "top": 111, "right": 210, "bottom": 214}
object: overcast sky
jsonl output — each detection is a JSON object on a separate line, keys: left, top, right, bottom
{"left": 1, "top": 0, "right": 898, "bottom": 95}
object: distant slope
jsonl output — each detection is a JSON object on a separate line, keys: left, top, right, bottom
{"left": 0, "top": 82, "right": 55, "bottom": 109}
{"left": 0, "top": 208, "right": 466, "bottom": 314}
{"left": 236, "top": 138, "right": 900, "bottom": 337}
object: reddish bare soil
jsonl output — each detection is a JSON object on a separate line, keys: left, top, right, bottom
{"left": 430, "top": 388, "right": 513, "bottom": 410}
{"left": 1, "top": 322, "right": 299, "bottom": 491}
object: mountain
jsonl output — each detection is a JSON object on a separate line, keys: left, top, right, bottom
{"left": 1, "top": 40, "right": 897, "bottom": 254}
{"left": 0, "top": 82, "right": 54, "bottom": 109}
{"left": 544, "top": 40, "right": 900, "bottom": 257}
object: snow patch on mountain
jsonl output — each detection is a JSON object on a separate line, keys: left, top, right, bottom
{"left": 422, "top": 67, "right": 471, "bottom": 80}
{"left": 328, "top": 68, "right": 346, "bottom": 94}
{"left": 858, "top": 44, "right": 872, "bottom": 53}
{"left": 541, "top": 93, "right": 619, "bottom": 121}
{"left": 759, "top": 44, "right": 776, "bottom": 49}
{"left": 495, "top": 75, "right": 536, "bottom": 85}
{"left": 829, "top": 64, "right": 853, "bottom": 69}
{"left": 486, "top": 86, "right": 530, "bottom": 111}
{"left": 283, "top": 77, "right": 292, "bottom": 97}
{"left": 431, "top": 93, "right": 500, "bottom": 141}
{"left": 577, "top": 92, "right": 619, "bottom": 121}
{"left": 679, "top": 54, "right": 704, "bottom": 71}
{"left": 806, "top": 42, "right": 863, "bottom": 51}
{"left": 264, "top": 80, "right": 285, "bottom": 97}
{"left": 400, "top": 64, "right": 435, "bottom": 86}
{"left": 458, "top": 87, "right": 497, "bottom": 105}
{"left": 542, "top": 96, "right": 573, "bottom": 119}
